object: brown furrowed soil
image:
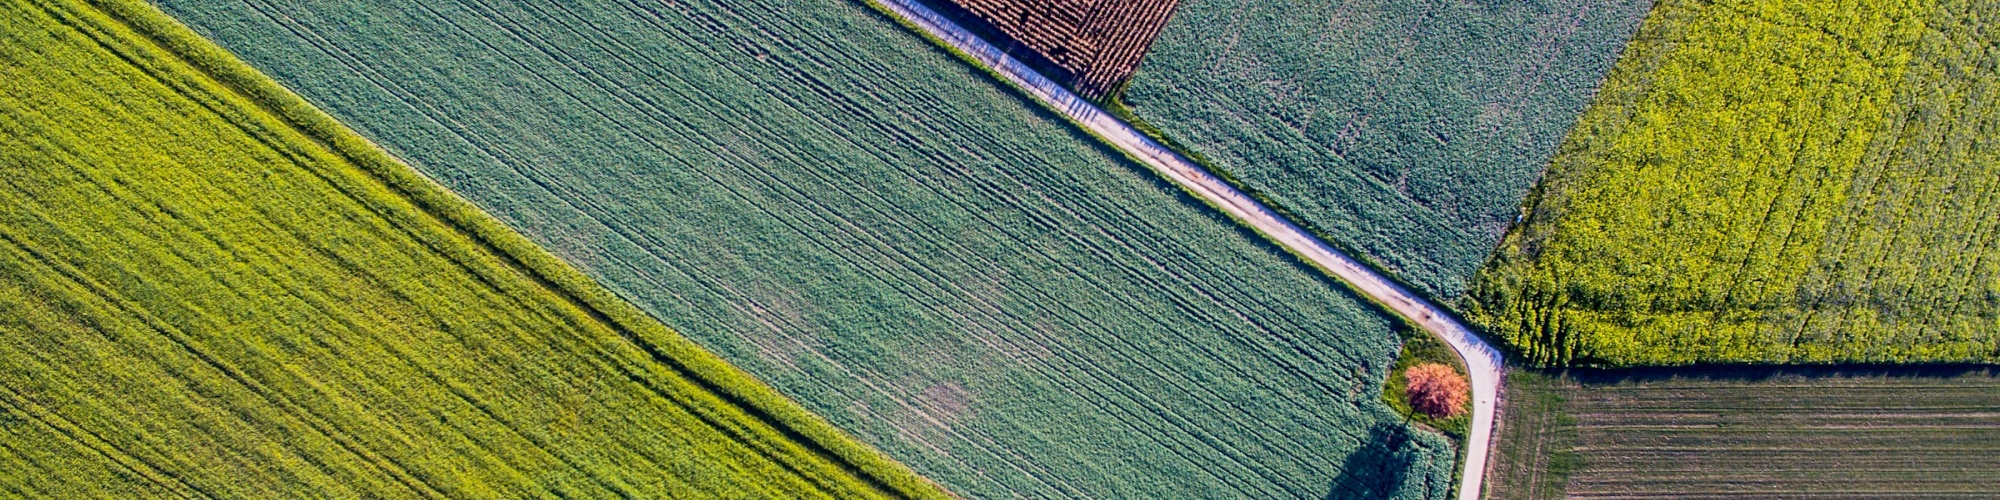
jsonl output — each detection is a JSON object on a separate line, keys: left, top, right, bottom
{"left": 922, "top": 0, "right": 1179, "bottom": 98}
{"left": 1489, "top": 367, "right": 2000, "bottom": 499}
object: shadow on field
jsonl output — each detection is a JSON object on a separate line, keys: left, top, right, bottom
{"left": 1324, "top": 422, "right": 1418, "bottom": 500}
{"left": 1549, "top": 363, "right": 1998, "bottom": 386}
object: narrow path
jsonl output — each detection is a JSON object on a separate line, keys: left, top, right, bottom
{"left": 868, "top": 1, "right": 1506, "bottom": 498}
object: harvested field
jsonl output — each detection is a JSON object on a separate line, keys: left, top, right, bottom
{"left": 1489, "top": 367, "right": 2000, "bottom": 499}
{"left": 924, "top": 0, "right": 1179, "bottom": 98}
{"left": 0, "top": 0, "right": 941, "bottom": 496}
{"left": 1469, "top": 0, "right": 2000, "bottom": 366}
{"left": 1119, "top": 0, "right": 1652, "bottom": 300}
{"left": 153, "top": 0, "right": 1457, "bottom": 497}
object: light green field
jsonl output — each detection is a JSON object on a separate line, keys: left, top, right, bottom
{"left": 151, "top": 0, "right": 1458, "bottom": 496}
{"left": 0, "top": 0, "right": 943, "bottom": 496}
{"left": 1470, "top": 0, "right": 2000, "bottom": 366}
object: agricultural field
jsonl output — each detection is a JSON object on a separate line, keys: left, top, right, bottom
{"left": 1118, "top": 0, "right": 1653, "bottom": 300}
{"left": 1488, "top": 367, "right": 2000, "bottom": 499}
{"left": 0, "top": 0, "right": 940, "bottom": 496}
{"left": 922, "top": 0, "right": 1180, "bottom": 98}
{"left": 1469, "top": 0, "right": 2000, "bottom": 366}
{"left": 153, "top": 0, "right": 1458, "bottom": 497}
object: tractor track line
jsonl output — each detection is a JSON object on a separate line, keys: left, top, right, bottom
{"left": 866, "top": 0, "right": 1507, "bottom": 498}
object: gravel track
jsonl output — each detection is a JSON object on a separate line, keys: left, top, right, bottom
{"left": 870, "top": 0, "right": 1506, "bottom": 497}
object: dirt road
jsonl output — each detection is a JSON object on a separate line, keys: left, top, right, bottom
{"left": 871, "top": 0, "right": 1506, "bottom": 497}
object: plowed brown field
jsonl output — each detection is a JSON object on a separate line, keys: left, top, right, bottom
{"left": 924, "top": 0, "right": 1178, "bottom": 98}
{"left": 1491, "top": 367, "right": 2000, "bottom": 499}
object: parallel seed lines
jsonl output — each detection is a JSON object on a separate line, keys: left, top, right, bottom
{"left": 1470, "top": 0, "right": 2000, "bottom": 366}
{"left": 152, "top": 0, "right": 1459, "bottom": 497}
{"left": 1122, "top": 0, "right": 1654, "bottom": 300}
{"left": 0, "top": 0, "right": 937, "bottom": 497}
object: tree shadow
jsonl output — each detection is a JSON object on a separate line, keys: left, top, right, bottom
{"left": 1324, "top": 421, "right": 1423, "bottom": 500}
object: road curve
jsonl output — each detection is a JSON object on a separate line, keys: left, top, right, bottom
{"left": 869, "top": 0, "right": 1507, "bottom": 498}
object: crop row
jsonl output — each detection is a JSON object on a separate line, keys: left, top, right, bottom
{"left": 0, "top": 0, "right": 944, "bottom": 496}
{"left": 1120, "top": 0, "right": 1653, "bottom": 300}
{"left": 934, "top": 0, "right": 1179, "bottom": 98}
{"left": 153, "top": 0, "right": 1459, "bottom": 497}
{"left": 1567, "top": 373, "right": 2000, "bottom": 497}
{"left": 1469, "top": 0, "right": 2000, "bottom": 366}
{"left": 1489, "top": 369, "right": 2000, "bottom": 499}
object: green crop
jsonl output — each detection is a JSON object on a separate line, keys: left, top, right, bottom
{"left": 0, "top": 0, "right": 946, "bottom": 496}
{"left": 150, "top": 0, "right": 1459, "bottom": 496}
{"left": 1468, "top": 0, "right": 1999, "bottom": 366}
{"left": 1118, "top": 0, "right": 1653, "bottom": 300}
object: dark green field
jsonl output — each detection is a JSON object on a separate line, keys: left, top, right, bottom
{"left": 1120, "top": 0, "right": 1652, "bottom": 300}
{"left": 1489, "top": 367, "right": 2000, "bottom": 499}
{"left": 151, "top": 0, "right": 1458, "bottom": 497}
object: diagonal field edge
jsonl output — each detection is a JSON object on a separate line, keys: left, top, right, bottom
{"left": 865, "top": 0, "right": 1507, "bottom": 497}
{"left": 72, "top": 0, "right": 958, "bottom": 497}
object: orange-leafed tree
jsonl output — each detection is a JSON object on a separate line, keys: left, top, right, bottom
{"left": 1404, "top": 363, "right": 1469, "bottom": 419}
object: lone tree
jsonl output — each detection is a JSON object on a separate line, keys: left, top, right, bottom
{"left": 1404, "top": 363, "right": 1469, "bottom": 419}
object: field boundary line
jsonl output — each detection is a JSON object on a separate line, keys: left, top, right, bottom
{"left": 73, "top": 0, "right": 956, "bottom": 497}
{"left": 864, "top": 0, "right": 1506, "bottom": 497}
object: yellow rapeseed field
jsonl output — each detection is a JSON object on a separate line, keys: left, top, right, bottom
{"left": 0, "top": 0, "right": 944, "bottom": 496}
{"left": 1472, "top": 0, "right": 1999, "bottom": 366}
